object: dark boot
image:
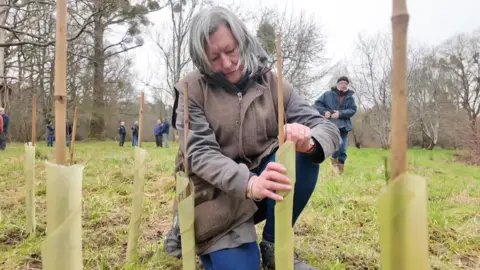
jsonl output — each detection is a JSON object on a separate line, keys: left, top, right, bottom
{"left": 337, "top": 163, "right": 344, "bottom": 174}
{"left": 260, "top": 240, "right": 318, "bottom": 270}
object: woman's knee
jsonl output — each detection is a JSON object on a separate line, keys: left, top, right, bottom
{"left": 201, "top": 242, "right": 260, "bottom": 270}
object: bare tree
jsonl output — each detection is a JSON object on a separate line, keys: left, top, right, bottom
{"left": 351, "top": 33, "right": 392, "bottom": 148}
{"left": 147, "top": 0, "right": 208, "bottom": 105}
{"left": 439, "top": 29, "right": 480, "bottom": 149}
{"left": 255, "top": 7, "right": 333, "bottom": 99}
{"left": 408, "top": 47, "right": 456, "bottom": 149}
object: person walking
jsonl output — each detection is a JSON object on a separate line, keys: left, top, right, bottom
{"left": 314, "top": 76, "right": 357, "bottom": 174}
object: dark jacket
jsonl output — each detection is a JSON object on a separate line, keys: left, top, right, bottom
{"left": 314, "top": 87, "right": 357, "bottom": 132}
{"left": 66, "top": 123, "right": 72, "bottom": 136}
{"left": 161, "top": 120, "right": 170, "bottom": 134}
{"left": 47, "top": 124, "right": 55, "bottom": 135}
{"left": 2, "top": 114, "right": 9, "bottom": 133}
{"left": 131, "top": 124, "right": 138, "bottom": 136}
{"left": 154, "top": 123, "right": 163, "bottom": 136}
{"left": 118, "top": 125, "right": 126, "bottom": 135}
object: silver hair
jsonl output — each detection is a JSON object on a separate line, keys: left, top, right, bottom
{"left": 189, "top": 6, "right": 269, "bottom": 76}
{"left": 0, "top": 107, "right": 4, "bottom": 113}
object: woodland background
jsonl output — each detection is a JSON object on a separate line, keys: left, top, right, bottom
{"left": 0, "top": 0, "right": 478, "bottom": 162}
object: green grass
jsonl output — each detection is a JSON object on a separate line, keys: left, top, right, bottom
{"left": 0, "top": 142, "right": 479, "bottom": 269}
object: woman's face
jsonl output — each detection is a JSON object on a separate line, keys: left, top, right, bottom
{"left": 205, "top": 24, "right": 243, "bottom": 84}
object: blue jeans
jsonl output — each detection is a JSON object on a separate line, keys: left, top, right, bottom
{"left": 332, "top": 128, "right": 349, "bottom": 164}
{"left": 0, "top": 132, "right": 5, "bottom": 151}
{"left": 47, "top": 134, "right": 54, "bottom": 147}
{"left": 200, "top": 150, "right": 320, "bottom": 269}
{"left": 162, "top": 133, "right": 169, "bottom": 148}
{"left": 132, "top": 136, "right": 138, "bottom": 147}
{"left": 66, "top": 135, "right": 71, "bottom": 147}
{"left": 200, "top": 241, "right": 260, "bottom": 270}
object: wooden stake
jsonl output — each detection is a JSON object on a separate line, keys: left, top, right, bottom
{"left": 275, "top": 33, "right": 285, "bottom": 146}
{"left": 54, "top": 0, "right": 68, "bottom": 165}
{"left": 138, "top": 92, "right": 145, "bottom": 148}
{"left": 32, "top": 96, "right": 36, "bottom": 146}
{"left": 390, "top": 1, "right": 410, "bottom": 269}
{"left": 183, "top": 82, "right": 190, "bottom": 176}
{"left": 69, "top": 107, "right": 78, "bottom": 165}
{"left": 391, "top": 0, "right": 409, "bottom": 180}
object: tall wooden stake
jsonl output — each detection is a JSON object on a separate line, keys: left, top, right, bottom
{"left": 54, "top": 0, "right": 68, "bottom": 165}
{"left": 275, "top": 33, "right": 285, "bottom": 146}
{"left": 32, "top": 96, "right": 36, "bottom": 146}
{"left": 391, "top": 0, "right": 409, "bottom": 180}
{"left": 390, "top": 1, "right": 409, "bottom": 269}
{"left": 69, "top": 107, "right": 78, "bottom": 165}
{"left": 138, "top": 92, "right": 145, "bottom": 148}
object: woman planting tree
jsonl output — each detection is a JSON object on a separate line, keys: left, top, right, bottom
{"left": 164, "top": 6, "right": 340, "bottom": 270}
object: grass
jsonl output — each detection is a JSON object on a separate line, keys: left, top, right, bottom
{"left": 0, "top": 142, "right": 479, "bottom": 269}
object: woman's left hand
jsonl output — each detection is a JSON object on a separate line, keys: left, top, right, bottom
{"left": 284, "top": 123, "right": 313, "bottom": 153}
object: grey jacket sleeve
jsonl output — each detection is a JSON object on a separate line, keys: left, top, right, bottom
{"left": 285, "top": 86, "right": 341, "bottom": 162}
{"left": 176, "top": 90, "right": 250, "bottom": 200}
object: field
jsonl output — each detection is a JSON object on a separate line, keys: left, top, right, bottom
{"left": 0, "top": 142, "right": 479, "bottom": 269}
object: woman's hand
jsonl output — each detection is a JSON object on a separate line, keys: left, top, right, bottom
{"left": 284, "top": 123, "right": 314, "bottom": 153}
{"left": 247, "top": 162, "right": 292, "bottom": 201}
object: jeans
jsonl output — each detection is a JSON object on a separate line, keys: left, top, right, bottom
{"left": 47, "top": 134, "right": 54, "bottom": 147}
{"left": 332, "top": 128, "right": 349, "bottom": 164}
{"left": 132, "top": 135, "right": 138, "bottom": 147}
{"left": 162, "top": 133, "right": 169, "bottom": 148}
{"left": 66, "top": 134, "right": 71, "bottom": 147}
{"left": 199, "top": 150, "right": 320, "bottom": 269}
{"left": 200, "top": 241, "right": 260, "bottom": 270}
{"left": 0, "top": 132, "right": 5, "bottom": 151}
{"left": 155, "top": 135, "right": 163, "bottom": 147}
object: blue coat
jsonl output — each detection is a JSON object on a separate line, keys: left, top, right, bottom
{"left": 154, "top": 124, "right": 163, "bottom": 136}
{"left": 314, "top": 88, "right": 357, "bottom": 132}
{"left": 132, "top": 124, "right": 139, "bottom": 136}
{"left": 161, "top": 120, "right": 170, "bottom": 134}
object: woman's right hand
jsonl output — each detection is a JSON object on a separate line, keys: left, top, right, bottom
{"left": 248, "top": 162, "right": 292, "bottom": 201}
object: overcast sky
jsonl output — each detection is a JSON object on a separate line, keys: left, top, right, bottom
{"left": 126, "top": 0, "right": 480, "bottom": 99}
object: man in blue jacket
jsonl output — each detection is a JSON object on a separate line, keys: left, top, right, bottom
{"left": 314, "top": 76, "right": 357, "bottom": 173}
{"left": 0, "top": 107, "right": 9, "bottom": 151}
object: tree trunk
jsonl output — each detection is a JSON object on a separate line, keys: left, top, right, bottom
{"left": 351, "top": 128, "right": 361, "bottom": 148}
{"left": 90, "top": 17, "right": 106, "bottom": 139}
{"left": 0, "top": 0, "right": 6, "bottom": 108}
